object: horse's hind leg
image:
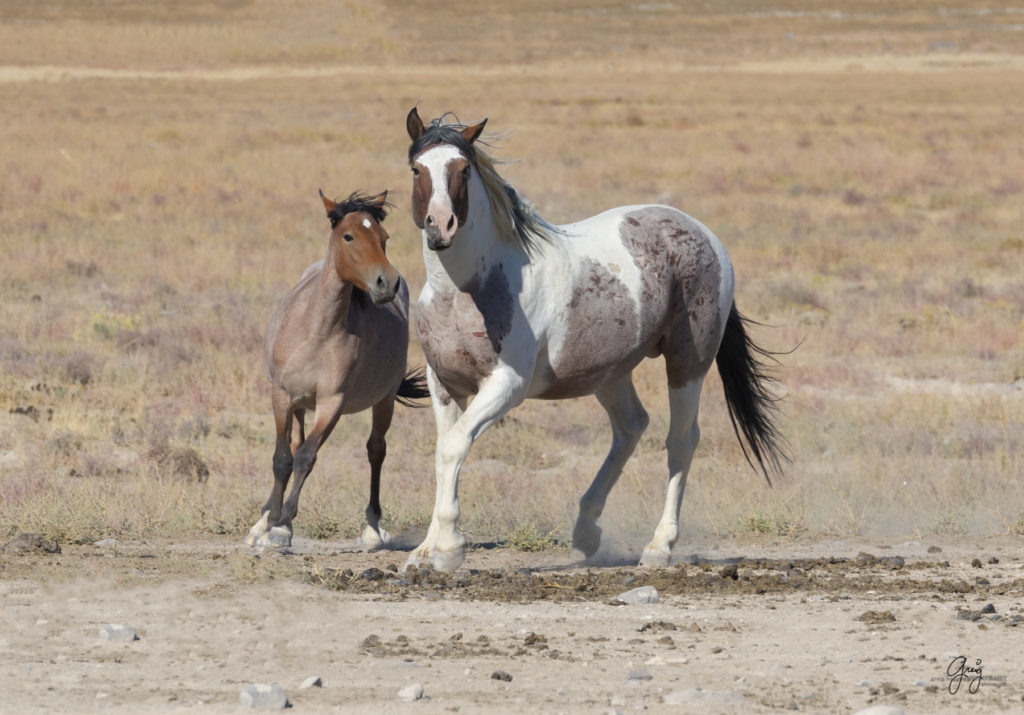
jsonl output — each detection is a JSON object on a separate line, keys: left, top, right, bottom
{"left": 572, "top": 375, "right": 649, "bottom": 560}
{"left": 639, "top": 378, "right": 703, "bottom": 567}
{"left": 360, "top": 396, "right": 395, "bottom": 551}
{"left": 247, "top": 389, "right": 298, "bottom": 547}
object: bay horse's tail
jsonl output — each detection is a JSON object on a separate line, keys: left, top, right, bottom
{"left": 395, "top": 366, "right": 431, "bottom": 407}
{"left": 715, "top": 304, "right": 789, "bottom": 485}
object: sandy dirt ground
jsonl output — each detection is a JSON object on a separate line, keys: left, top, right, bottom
{"left": 2, "top": 534, "right": 1022, "bottom": 714}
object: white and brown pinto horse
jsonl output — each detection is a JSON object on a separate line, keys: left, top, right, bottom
{"left": 246, "top": 190, "right": 427, "bottom": 552}
{"left": 405, "top": 108, "right": 787, "bottom": 571}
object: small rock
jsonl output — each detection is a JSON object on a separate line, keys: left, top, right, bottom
{"left": 98, "top": 624, "right": 138, "bottom": 642}
{"left": 980, "top": 604, "right": 996, "bottom": 614}
{"left": 240, "top": 683, "right": 289, "bottom": 710}
{"left": 857, "top": 610, "right": 896, "bottom": 625}
{"left": 397, "top": 682, "right": 424, "bottom": 701}
{"left": 971, "top": 558, "right": 982, "bottom": 568}
{"left": 299, "top": 675, "right": 322, "bottom": 689}
{"left": 93, "top": 538, "right": 125, "bottom": 550}
{"left": 627, "top": 669, "right": 653, "bottom": 682}
{"left": 987, "top": 556, "right": 999, "bottom": 564}
{"left": 610, "top": 585, "right": 659, "bottom": 605}
{"left": 927, "top": 545, "right": 942, "bottom": 553}
{"left": 491, "top": 670, "right": 513, "bottom": 682}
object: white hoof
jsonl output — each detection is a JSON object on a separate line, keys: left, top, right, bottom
{"left": 639, "top": 546, "right": 671, "bottom": 568}
{"left": 432, "top": 545, "right": 465, "bottom": 573}
{"left": 402, "top": 551, "right": 428, "bottom": 573}
{"left": 245, "top": 511, "right": 270, "bottom": 547}
{"left": 359, "top": 524, "right": 392, "bottom": 552}
{"left": 256, "top": 526, "right": 292, "bottom": 553}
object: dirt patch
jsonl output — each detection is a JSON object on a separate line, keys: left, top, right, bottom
{"left": 3, "top": 535, "right": 1021, "bottom": 713}
{"left": 305, "top": 553, "right": 1024, "bottom": 603}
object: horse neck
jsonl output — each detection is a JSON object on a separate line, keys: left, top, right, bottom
{"left": 424, "top": 172, "right": 521, "bottom": 292}
{"left": 305, "top": 245, "right": 356, "bottom": 337}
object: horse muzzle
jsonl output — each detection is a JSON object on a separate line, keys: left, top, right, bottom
{"left": 425, "top": 225, "right": 451, "bottom": 251}
{"left": 369, "top": 273, "right": 401, "bottom": 304}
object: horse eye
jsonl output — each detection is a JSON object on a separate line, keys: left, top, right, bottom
{"left": 412, "top": 167, "right": 420, "bottom": 176}
{"left": 461, "top": 166, "right": 470, "bottom": 178}
{"left": 343, "top": 233, "right": 354, "bottom": 243}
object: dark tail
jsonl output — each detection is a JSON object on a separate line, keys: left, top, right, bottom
{"left": 716, "top": 304, "right": 789, "bottom": 485}
{"left": 395, "top": 366, "right": 431, "bottom": 408}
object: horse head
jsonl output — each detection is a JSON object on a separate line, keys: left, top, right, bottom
{"left": 406, "top": 107, "right": 487, "bottom": 251}
{"left": 319, "top": 189, "right": 400, "bottom": 304}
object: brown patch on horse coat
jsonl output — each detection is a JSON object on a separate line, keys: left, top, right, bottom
{"left": 446, "top": 158, "right": 471, "bottom": 227}
{"left": 538, "top": 259, "right": 643, "bottom": 399}
{"left": 618, "top": 206, "right": 723, "bottom": 388}
{"left": 415, "top": 268, "right": 514, "bottom": 399}
{"left": 410, "top": 160, "right": 432, "bottom": 230}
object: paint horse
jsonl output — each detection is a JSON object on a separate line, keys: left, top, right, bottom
{"left": 246, "top": 190, "right": 428, "bottom": 552}
{"left": 404, "top": 108, "right": 788, "bottom": 571}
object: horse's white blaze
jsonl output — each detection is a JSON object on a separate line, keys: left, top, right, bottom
{"left": 418, "top": 144, "right": 463, "bottom": 222}
{"left": 362, "top": 218, "right": 372, "bottom": 229}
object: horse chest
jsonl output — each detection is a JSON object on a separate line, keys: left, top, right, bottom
{"left": 416, "top": 273, "right": 515, "bottom": 397}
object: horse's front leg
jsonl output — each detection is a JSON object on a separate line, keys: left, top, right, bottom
{"left": 247, "top": 390, "right": 300, "bottom": 547}
{"left": 404, "top": 367, "right": 464, "bottom": 569}
{"left": 405, "top": 365, "right": 525, "bottom": 572}
{"left": 257, "top": 394, "right": 343, "bottom": 552}
{"left": 360, "top": 396, "right": 395, "bottom": 551}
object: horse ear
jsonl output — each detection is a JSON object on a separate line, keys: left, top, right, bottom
{"left": 367, "top": 189, "right": 389, "bottom": 209}
{"left": 460, "top": 118, "right": 487, "bottom": 145}
{"left": 319, "top": 189, "right": 336, "bottom": 215}
{"left": 406, "top": 107, "right": 425, "bottom": 141}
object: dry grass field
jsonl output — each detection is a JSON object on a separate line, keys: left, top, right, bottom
{"left": 2, "top": 0, "right": 1023, "bottom": 549}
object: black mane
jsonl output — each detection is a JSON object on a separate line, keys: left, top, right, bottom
{"left": 326, "top": 191, "right": 391, "bottom": 229}
{"left": 408, "top": 113, "right": 478, "bottom": 164}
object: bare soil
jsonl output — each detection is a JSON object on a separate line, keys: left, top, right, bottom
{"left": 2, "top": 535, "right": 1022, "bottom": 713}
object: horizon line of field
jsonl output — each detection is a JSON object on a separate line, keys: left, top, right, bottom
{"left": 1, "top": 53, "right": 1020, "bottom": 84}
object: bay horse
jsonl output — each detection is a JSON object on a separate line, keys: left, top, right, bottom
{"left": 246, "top": 189, "right": 428, "bottom": 553}
{"left": 404, "top": 108, "right": 788, "bottom": 571}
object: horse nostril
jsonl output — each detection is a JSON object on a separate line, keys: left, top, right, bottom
{"left": 446, "top": 215, "right": 455, "bottom": 232}
{"left": 376, "top": 275, "right": 386, "bottom": 289}
{"left": 426, "top": 215, "right": 435, "bottom": 226}
{"left": 393, "top": 276, "right": 401, "bottom": 294}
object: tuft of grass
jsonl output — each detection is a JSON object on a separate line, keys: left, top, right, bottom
{"left": 505, "top": 523, "right": 565, "bottom": 553}
{"left": 928, "top": 508, "right": 970, "bottom": 536}
{"left": 737, "top": 510, "right": 803, "bottom": 538}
